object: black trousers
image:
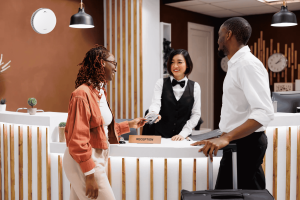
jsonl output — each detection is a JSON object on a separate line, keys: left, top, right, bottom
{"left": 215, "top": 131, "right": 267, "bottom": 190}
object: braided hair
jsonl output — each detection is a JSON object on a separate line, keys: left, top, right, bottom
{"left": 75, "top": 45, "right": 110, "bottom": 91}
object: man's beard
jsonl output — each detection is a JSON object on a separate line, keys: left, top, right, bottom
{"left": 218, "top": 45, "right": 228, "bottom": 58}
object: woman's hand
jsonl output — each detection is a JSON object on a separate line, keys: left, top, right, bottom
{"left": 128, "top": 117, "right": 147, "bottom": 129}
{"left": 85, "top": 173, "right": 99, "bottom": 199}
{"left": 171, "top": 135, "right": 184, "bottom": 141}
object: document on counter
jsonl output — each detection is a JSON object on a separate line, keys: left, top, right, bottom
{"left": 189, "top": 129, "right": 222, "bottom": 141}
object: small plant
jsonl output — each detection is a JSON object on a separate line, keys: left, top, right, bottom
{"left": 59, "top": 122, "right": 66, "bottom": 128}
{"left": 27, "top": 98, "right": 37, "bottom": 108}
{"left": 0, "top": 98, "right": 6, "bottom": 104}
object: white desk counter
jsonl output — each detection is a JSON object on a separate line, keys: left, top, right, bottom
{"left": 1, "top": 111, "right": 300, "bottom": 200}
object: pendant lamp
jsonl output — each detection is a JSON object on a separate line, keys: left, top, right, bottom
{"left": 69, "top": 0, "right": 94, "bottom": 28}
{"left": 271, "top": 0, "right": 297, "bottom": 27}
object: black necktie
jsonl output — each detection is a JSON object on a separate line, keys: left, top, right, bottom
{"left": 172, "top": 79, "right": 185, "bottom": 88}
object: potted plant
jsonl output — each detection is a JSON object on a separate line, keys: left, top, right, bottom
{"left": 0, "top": 98, "right": 6, "bottom": 112}
{"left": 58, "top": 122, "right": 66, "bottom": 142}
{"left": 27, "top": 98, "right": 37, "bottom": 115}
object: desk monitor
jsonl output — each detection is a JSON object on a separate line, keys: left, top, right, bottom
{"left": 272, "top": 91, "right": 300, "bottom": 113}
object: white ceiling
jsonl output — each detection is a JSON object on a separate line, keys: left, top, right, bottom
{"left": 166, "top": 0, "right": 300, "bottom": 18}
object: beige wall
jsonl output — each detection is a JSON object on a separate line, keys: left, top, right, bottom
{"left": 0, "top": 0, "right": 104, "bottom": 112}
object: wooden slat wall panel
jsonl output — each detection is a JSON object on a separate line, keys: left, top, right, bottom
{"left": 139, "top": 0, "right": 143, "bottom": 118}
{"left": 122, "top": 0, "right": 126, "bottom": 119}
{"left": 105, "top": 0, "right": 142, "bottom": 120}
{"left": 286, "top": 127, "right": 291, "bottom": 200}
{"left": 193, "top": 159, "right": 196, "bottom": 191}
{"left": 3, "top": 125, "right": 8, "bottom": 200}
{"left": 164, "top": 159, "right": 167, "bottom": 200}
{"left": 27, "top": 126, "right": 32, "bottom": 200}
{"left": 117, "top": 0, "right": 121, "bottom": 119}
{"left": 37, "top": 127, "right": 42, "bottom": 200}
{"left": 111, "top": 0, "right": 116, "bottom": 115}
{"left": 133, "top": 0, "right": 138, "bottom": 118}
{"left": 273, "top": 128, "right": 278, "bottom": 200}
{"left": 150, "top": 159, "right": 153, "bottom": 200}
{"left": 178, "top": 159, "right": 182, "bottom": 200}
{"left": 18, "top": 126, "right": 23, "bottom": 200}
{"left": 10, "top": 125, "right": 15, "bottom": 200}
{"left": 127, "top": 0, "right": 132, "bottom": 118}
{"left": 106, "top": 0, "right": 111, "bottom": 103}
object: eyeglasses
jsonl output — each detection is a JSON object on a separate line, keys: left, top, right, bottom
{"left": 103, "top": 59, "right": 117, "bottom": 68}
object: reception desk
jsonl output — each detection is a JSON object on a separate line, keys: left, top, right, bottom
{"left": 0, "top": 111, "right": 300, "bottom": 200}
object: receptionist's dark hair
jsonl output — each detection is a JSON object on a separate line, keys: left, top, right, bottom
{"left": 166, "top": 49, "right": 193, "bottom": 77}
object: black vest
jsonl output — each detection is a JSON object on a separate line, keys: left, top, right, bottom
{"left": 154, "top": 78, "right": 195, "bottom": 138}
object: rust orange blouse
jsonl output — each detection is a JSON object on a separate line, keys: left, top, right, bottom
{"left": 65, "top": 84, "right": 130, "bottom": 173}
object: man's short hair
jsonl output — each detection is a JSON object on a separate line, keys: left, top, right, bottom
{"left": 223, "top": 17, "right": 252, "bottom": 45}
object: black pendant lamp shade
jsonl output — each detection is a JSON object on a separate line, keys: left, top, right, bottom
{"left": 69, "top": 2, "right": 94, "bottom": 28}
{"left": 271, "top": 1, "right": 297, "bottom": 27}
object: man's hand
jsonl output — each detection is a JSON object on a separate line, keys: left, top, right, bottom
{"left": 85, "top": 174, "right": 99, "bottom": 199}
{"left": 145, "top": 112, "right": 162, "bottom": 123}
{"left": 128, "top": 117, "right": 147, "bottom": 129}
{"left": 171, "top": 135, "right": 184, "bottom": 141}
{"left": 191, "top": 137, "right": 230, "bottom": 162}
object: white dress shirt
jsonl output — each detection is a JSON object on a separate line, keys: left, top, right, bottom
{"left": 84, "top": 88, "right": 113, "bottom": 176}
{"left": 149, "top": 76, "right": 201, "bottom": 138}
{"left": 219, "top": 46, "right": 274, "bottom": 133}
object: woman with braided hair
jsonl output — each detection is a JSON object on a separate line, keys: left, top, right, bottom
{"left": 63, "top": 45, "right": 146, "bottom": 200}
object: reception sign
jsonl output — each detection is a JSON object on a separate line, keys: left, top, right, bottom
{"left": 129, "top": 135, "right": 161, "bottom": 144}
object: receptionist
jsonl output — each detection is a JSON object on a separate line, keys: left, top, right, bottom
{"left": 147, "top": 49, "right": 201, "bottom": 141}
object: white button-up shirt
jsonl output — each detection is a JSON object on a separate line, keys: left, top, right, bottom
{"left": 219, "top": 46, "right": 274, "bottom": 133}
{"left": 149, "top": 76, "right": 201, "bottom": 138}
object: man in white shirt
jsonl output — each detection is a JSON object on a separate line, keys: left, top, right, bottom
{"left": 192, "top": 17, "right": 274, "bottom": 189}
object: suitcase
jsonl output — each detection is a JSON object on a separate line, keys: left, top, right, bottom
{"left": 181, "top": 144, "right": 274, "bottom": 200}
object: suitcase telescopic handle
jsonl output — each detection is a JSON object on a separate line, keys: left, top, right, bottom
{"left": 208, "top": 143, "right": 238, "bottom": 190}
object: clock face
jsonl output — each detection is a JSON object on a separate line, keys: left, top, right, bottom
{"left": 31, "top": 8, "right": 56, "bottom": 34}
{"left": 268, "top": 53, "right": 287, "bottom": 72}
{"left": 221, "top": 56, "right": 229, "bottom": 72}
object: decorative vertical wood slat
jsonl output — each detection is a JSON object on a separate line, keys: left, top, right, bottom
{"left": 164, "top": 159, "right": 167, "bottom": 200}
{"left": 292, "top": 43, "right": 294, "bottom": 63}
{"left": 150, "top": 159, "right": 153, "bottom": 200}
{"left": 273, "top": 128, "right": 278, "bottom": 200}
{"left": 276, "top": 44, "right": 280, "bottom": 82}
{"left": 295, "top": 51, "right": 297, "bottom": 70}
{"left": 10, "top": 125, "right": 15, "bottom": 200}
{"left": 19, "top": 126, "right": 23, "bottom": 200}
{"left": 250, "top": 46, "right": 253, "bottom": 54}
{"left": 292, "top": 65, "right": 295, "bottom": 83}
{"left": 108, "top": 157, "right": 112, "bottom": 185}
{"left": 122, "top": 0, "right": 126, "bottom": 119}
{"left": 111, "top": 0, "right": 116, "bottom": 115}
{"left": 133, "top": 0, "right": 138, "bottom": 118}
{"left": 58, "top": 155, "right": 63, "bottom": 200}
{"left": 178, "top": 159, "right": 182, "bottom": 200}
{"left": 297, "top": 126, "right": 300, "bottom": 200}
{"left": 266, "top": 48, "right": 269, "bottom": 71}
{"left": 37, "top": 127, "right": 42, "bottom": 200}
{"left": 285, "top": 44, "right": 288, "bottom": 82}
{"left": 270, "top": 39, "right": 273, "bottom": 85}
{"left": 27, "top": 126, "right": 32, "bottom": 200}
{"left": 286, "top": 127, "right": 291, "bottom": 200}
{"left": 106, "top": 0, "right": 110, "bottom": 103}
{"left": 139, "top": 0, "right": 143, "bottom": 119}
{"left": 3, "top": 124, "right": 8, "bottom": 200}
{"left": 122, "top": 158, "right": 126, "bottom": 200}
{"left": 117, "top": 0, "right": 121, "bottom": 119}
{"left": 258, "top": 38, "right": 261, "bottom": 60}
{"left": 46, "top": 128, "right": 51, "bottom": 200}
{"left": 136, "top": 158, "right": 140, "bottom": 200}
{"left": 254, "top": 42, "right": 257, "bottom": 57}
{"left": 289, "top": 48, "right": 291, "bottom": 68}
{"left": 127, "top": 0, "right": 132, "bottom": 118}
{"left": 263, "top": 40, "right": 266, "bottom": 67}
{"left": 193, "top": 159, "right": 196, "bottom": 191}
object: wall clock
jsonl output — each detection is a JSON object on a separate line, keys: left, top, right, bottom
{"left": 268, "top": 53, "right": 287, "bottom": 72}
{"left": 31, "top": 8, "right": 56, "bottom": 34}
{"left": 221, "top": 56, "right": 229, "bottom": 72}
